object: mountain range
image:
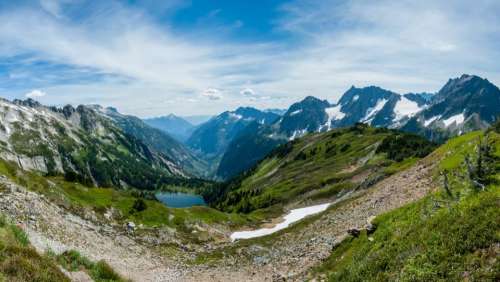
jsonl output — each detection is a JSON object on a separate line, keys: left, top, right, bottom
{"left": 0, "top": 74, "right": 497, "bottom": 183}
{"left": 0, "top": 99, "right": 208, "bottom": 189}
{"left": 215, "top": 74, "right": 500, "bottom": 179}
{"left": 143, "top": 114, "right": 195, "bottom": 142}
{"left": 180, "top": 107, "right": 281, "bottom": 176}
{"left": 0, "top": 74, "right": 498, "bottom": 281}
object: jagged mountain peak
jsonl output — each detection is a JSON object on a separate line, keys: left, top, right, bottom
{"left": 294, "top": 96, "right": 329, "bottom": 106}
{"left": 143, "top": 114, "right": 195, "bottom": 143}
{"left": 437, "top": 74, "right": 495, "bottom": 99}
{"left": 338, "top": 85, "right": 397, "bottom": 106}
{"left": 401, "top": 74, "right": 500, "bottom": 140}
{"left": 12, "top": 98, "right": 42, "bottom": 108}
{"left": 283, "top": 96, "right": 330, "bottom": 117}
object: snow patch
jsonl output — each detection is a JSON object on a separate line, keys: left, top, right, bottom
{"left": 230, "top": 203, "right": 331, "bottom": 241}
{"left": 442, "top": 113, "right": 465, "bottom": 127}
{"left": 324, "top": 105, "right": 345, "bottom": 130}
{"left": 362, "top": 99, "right": 388, "bottom": 123}
{"left": 229, "top": 113, "right": 243, "bottom": 120}
{"left": 394, "top": 97, "right": 422, "bottom": 120}
{"left": 289, "top": 109, "right": 302, "bottom": 116}
{"left": 352, "top": 95, "right": 359, "bottom": 101}
{"left": 289, "top": 129, "right": 307, "bottom": 140}
{"left": 423, "top": 115, "right": 441, "bottom": 127}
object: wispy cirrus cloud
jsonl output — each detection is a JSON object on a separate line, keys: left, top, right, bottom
{"left": 0, "top": 0, "right": 499, "bottom": 116}
{"left": 268, "top": 0, "right": 500, "bottom": 97}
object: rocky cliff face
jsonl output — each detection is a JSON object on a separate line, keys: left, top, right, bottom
{"left": 0, "top": 98, "right": 187, "bottom": 189}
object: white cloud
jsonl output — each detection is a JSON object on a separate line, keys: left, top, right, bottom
{"left": 25, "top": 89, "right": 47, "bottom": 98}
{"left": 39, "top": 0, "right": 71, "bottom": 18}
{"left": 271, "top": 0, "right": 500, "bottom": 103}
{"left": 0, "top": 0, "right": 499, "bottom": 116}
{"left": 202, "top": 88, "right": 222, "bottom": 100}
{"left": 240, "top": 88, "right": 256, "bottom": 97}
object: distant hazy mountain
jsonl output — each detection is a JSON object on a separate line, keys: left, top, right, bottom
{"left": 182, "top": 115, "right": 213, "bottom": 126}
{"left": 186, "top": 107, "right": 280, "bottom": 158}
{"left": 143, "top": 114, "right": 194, "bottom": 142}
{"left": 103, "top": 109, "right": 208, "bottom": 177}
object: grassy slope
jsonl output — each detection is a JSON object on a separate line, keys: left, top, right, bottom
{"left": 212, "top": 125, "right": 435, "bottom": 216}
{"left": 55, "top": 250, "right": 127, "bottom": 282}
{"left": 0, "top": 215, "right": 69, "bottom": 282}
{"left": 312, "top": 130, "right": 500, "bottom": 281}
{"left": 0, "top": 159, "right": 250, "bottom": 236}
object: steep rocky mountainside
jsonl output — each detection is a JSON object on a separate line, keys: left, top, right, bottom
{"left": 0, "top": 98, "right": 194, "bottom": 190}
{"left": 143, "top": 114, "right": 195, "bottom": 142}
{"left": 257, "top": 87, "right": 431, "bottom": 142}
{"left": 102, "top": 107, "right": 209, "bottom": 177}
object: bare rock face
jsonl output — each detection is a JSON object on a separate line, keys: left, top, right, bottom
{"left": 0, "top": 98, "right": 188, "bottom": 189}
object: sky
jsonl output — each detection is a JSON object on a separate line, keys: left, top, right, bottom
{"left": 0, "top": 0, "right": 499, "bottom": 117}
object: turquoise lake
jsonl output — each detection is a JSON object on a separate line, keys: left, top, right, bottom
{"left": 155, "top": 192, "right": 207, "bottom": 208}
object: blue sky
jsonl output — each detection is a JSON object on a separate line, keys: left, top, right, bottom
{"left": 0, "top": 0, "right": 499, "bottom": 117}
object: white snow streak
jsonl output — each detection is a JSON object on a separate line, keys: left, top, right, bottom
{"left": 230, "top": 203, "right": 331, "bottom": 241}
{"left": 442, "top": 113, "right": 465, "bottom": 127}
{"left": 362, "top": 99, "right": 388, "bottom": 123}
{"left": 323, "top": 105, "right": 345, "bottom": 129}
{"left": 423, "top": 115, "right": 441, "bottom": 126}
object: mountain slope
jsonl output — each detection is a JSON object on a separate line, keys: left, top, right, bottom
{"left": 143, "top": 114, "right": 195, "bottom": 142}
{"left": 273, "top": 96, "right": 331, "bottom": 139}
{"left": 215, "top": 90, "right": 430, "bottom": 180}
{"left": 0, "top": 98, "right": 193, "bottom": 190}
{"left": 0, "top": 213, "right": 69, "bottom": 281}
{"left": 102, "top": 108, "right": 208, "bottom": 177}
{"left": 207, "top": 124, "right": 436, "bottom": 214}
{"left": 187, "top": 107, "right": 280, "bottom": 157}
{"left": 312, "top": 128, "right": 500, "bottom": 281}
{"left": 216, "top": 122, "right": 286, "bottom": 180}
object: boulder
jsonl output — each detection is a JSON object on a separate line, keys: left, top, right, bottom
{"left": 347, "top": 228, "right": 360, "bottom": 237}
